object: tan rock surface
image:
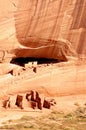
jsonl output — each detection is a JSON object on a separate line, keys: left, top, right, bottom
{"left": 0, "top": 0, "right": 86, "bottom": 124}
{"left": 0, "top": 61, "right": 86, "bottom": 97}
{"left": 0, "top": 0, "right": 86, "bottom": 62}
{"left": 0, "top": 60, "right": 86, "bottom": 124}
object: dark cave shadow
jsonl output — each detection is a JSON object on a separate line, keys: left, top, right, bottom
{"left": 10, "top": 57, "right": 58, "bottom": 66}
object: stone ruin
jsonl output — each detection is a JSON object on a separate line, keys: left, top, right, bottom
{"left": 2, "top": 90, "right": 56, "bottom": 110}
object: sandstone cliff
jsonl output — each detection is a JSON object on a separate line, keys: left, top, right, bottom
{"left": 0, "top": 0, "right": 86, "bottom": 62}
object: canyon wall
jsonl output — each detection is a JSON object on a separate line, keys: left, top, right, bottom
{"left": 0, "top": 0, "right": 86, "bottom": 62}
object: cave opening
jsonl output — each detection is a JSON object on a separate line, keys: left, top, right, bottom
{"left": 10, "top": 57, "right": 59, "bottom": 67}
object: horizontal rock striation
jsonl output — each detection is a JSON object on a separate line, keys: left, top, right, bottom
{"left": 0, "top": 0, "right": 86, "bottom": 62}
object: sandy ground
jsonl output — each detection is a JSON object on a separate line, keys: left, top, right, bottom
{"left": 0, "top": 60, "right": 86, "bottom": 125}
{"left": 0, "top": 94, "right": 86, "bottom": 126}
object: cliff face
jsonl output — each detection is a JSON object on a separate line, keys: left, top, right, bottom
{"left": 0, "top": 0, "right": 86, "bottom": 62}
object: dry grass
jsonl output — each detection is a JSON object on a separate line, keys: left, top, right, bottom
{"left": 0, "top": 106, "right": 86, "bottom": 130}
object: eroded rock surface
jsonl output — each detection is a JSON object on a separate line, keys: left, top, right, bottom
{"left": 0, "top": 0, "right": 86, "bottom": 62}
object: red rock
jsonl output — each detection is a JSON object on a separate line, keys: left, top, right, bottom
{"left": 0, "top": 0, "right": 85, "bottom": 62}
